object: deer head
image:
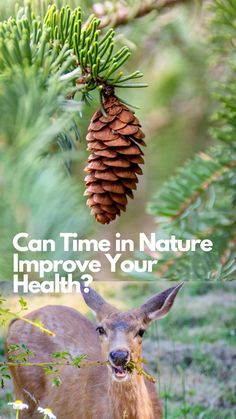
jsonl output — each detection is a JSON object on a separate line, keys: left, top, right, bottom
{"left": 81, "top": 283, "right": 183, "bottom": 383}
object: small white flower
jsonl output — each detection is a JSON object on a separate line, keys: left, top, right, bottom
{"left": 8, "top": 400, "right": 29, "bottom": 410}
{"left": 37, "top": 406, "right": 57, "bottom": 418}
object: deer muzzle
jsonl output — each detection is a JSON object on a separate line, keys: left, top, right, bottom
{"left": 108, "top": 350, "right": 131, "bottom": 381}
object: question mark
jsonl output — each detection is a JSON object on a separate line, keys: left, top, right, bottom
{"left": 81, "top": 273, "right": 93, "bottom": 293}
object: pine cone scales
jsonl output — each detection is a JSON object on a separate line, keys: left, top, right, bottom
{"left": 84, "top": 95, "right": 145, "bottom": 224}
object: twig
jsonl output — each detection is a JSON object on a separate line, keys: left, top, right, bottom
{"left": 1, "top": 358, "right": 156, "bottom": 383}
{"left": 171, "top": 159, "right": 236, "bottom": 221}
{"left": 12, "top": 315, "right": 55, "bottom": 337}
{"left": 211, "top": 231, "right": 236, "bottom": 279}
{"left": 0, "top": 303, "right": 54, "bottom": 337}
{"left": 93, "top": 0, "right": 193, "bottom": 29}
{"left": 1, "top": 360, "right": 106, "bottom": 369}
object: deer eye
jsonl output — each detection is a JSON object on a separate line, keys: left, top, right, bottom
{"left": 136, "top": 329, "right": 145, "bottom": 338}
{"left": 96, "top": 326, "right": 106, "bottom": 335}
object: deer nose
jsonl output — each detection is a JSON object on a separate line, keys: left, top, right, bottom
{"left": 109, "top": 350, "right": 129, "bottom": 366}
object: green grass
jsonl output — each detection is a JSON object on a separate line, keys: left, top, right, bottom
{"left": 123, "top": 282, "right": 236, "bottom": 419}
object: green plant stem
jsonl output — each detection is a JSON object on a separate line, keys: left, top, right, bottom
{"left": 3, "top": 360, "right": 106, "bottom": 368}
{"left": 1, "top": 359, "right": 156, "bottom": 383}
{"left": 0, "top": 304, "right": 54, "bottom": 336}
{"left": 12, "top": 314, "right": 55, "bottom": 336}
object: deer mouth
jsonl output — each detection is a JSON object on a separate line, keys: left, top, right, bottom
{"left": 110, "top": 365, "right": 130, "bottom": 381}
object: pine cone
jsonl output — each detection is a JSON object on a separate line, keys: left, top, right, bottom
{"left": 84, "top": 94, "right": 146, "bottom": 224}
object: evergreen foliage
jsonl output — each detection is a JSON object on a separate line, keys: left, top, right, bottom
{"left": 147, "top": 0, "right": 236, "bottom": 280}
{"left": 0, "top": 2, "right": 145, "bottom": 280}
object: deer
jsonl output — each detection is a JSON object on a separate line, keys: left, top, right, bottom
{"left": 6, "top": 282, "right": 183, "bottom": 419}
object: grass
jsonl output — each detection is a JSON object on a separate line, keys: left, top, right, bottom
{"left": 122, "top": 282, "right": 236, "bottom": 418}
{"left": 0, "top": 281, "right": 236, "bottom": 418}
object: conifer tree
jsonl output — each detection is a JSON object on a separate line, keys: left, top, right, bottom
{"left": 146, "top": 0, "right": 236, "bottom": 280}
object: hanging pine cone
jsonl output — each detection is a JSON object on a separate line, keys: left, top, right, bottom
{"left": 84, "top": 93, "right": 146, "bottom": 224}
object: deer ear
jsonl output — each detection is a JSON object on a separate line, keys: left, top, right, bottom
{"left": 139, "top": 282, "right": 184, "bottom": 322}
{"left": 80, "top": 285, "right": 117, "bottom": 321}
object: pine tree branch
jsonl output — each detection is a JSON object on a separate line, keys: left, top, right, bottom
{"left": 93, "top": 0, "right": 193, "bottom": 29}
{"left": 0, "top": 6, "right": 146, "bottom": 95}
{"left": 150, "top": 224, "right": 236, "bottom": 280}
{"left": 148, "top": 146, "right": 235, "bottom": 219}
{"left": 172, "top": 156, "right": 236, "bottom": 220}
{"left": 129, "top": 0, "right": 236, "bottom": 281}
{"left": 211, "top": 231, "right": 236, "bottom": 280}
